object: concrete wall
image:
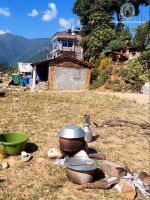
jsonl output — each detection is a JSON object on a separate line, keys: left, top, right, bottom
{"left": 53, "top": 66, "right": 87, "bottom": 90}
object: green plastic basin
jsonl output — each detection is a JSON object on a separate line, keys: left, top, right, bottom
{"left": 0, "top": 132, "right": 28, "bottom": 155}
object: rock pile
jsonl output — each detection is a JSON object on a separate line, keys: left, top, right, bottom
{"left": 34, "top": 82, "right": 48, "bottom": 91}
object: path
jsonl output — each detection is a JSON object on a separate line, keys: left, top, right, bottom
{"left": 96, "top": 91, "right": 150, "bottom": 105}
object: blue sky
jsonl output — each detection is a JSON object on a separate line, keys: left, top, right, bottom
{"left": 0, "top": 0, "right": 149, "bottom": 39}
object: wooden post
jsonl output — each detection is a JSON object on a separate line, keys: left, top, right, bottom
{"left": 85, "top": 69, "right": 91, "bottom": 90}
{"left": 49, "top": 66, "right": 54, "bottom": 90}
{"left": 32, "top": 65, "right": 36, "bottom": 91}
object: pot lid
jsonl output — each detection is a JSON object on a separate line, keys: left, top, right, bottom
{"left": 65, "top": 157, "right": 98, "bottom": 171}
{"left": 58, "top": 125, "right": 85, "bottom": 139}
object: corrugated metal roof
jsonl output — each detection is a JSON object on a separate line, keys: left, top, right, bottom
{"left": 31, "top": 55, "right": 93, "bottom": 69}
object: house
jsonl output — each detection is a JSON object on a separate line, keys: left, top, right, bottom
{"left": 50, "top": 28, "right": 83, "bottom": 60}
{"left": 17, "top": 62, "right": 32, "bottom": 75}
{"left": 31, "top": 55, "right": 92, "bottom": 91}
{"left": 127, "top": 47, "right": 141, "bottom": 60}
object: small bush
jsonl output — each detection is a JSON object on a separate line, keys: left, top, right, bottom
{"left": 126, "top": 59, "right": 149, "bottom": 91}
{"left": 90, "top": 66, "right": 112, "bottom": 90}
{"left": 116, "top": 69, "right": 128, "bottom": 78}
{"left": 105, "top": 79, "right": 123, "bottom": 92}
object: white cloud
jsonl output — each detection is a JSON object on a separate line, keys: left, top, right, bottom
{"left": 0, "top": 29, "right": 11, "bottom": 35}
{"left": 0, "top": 7, "right": 10, "bottom": 17}
{"left": 42, "top": 3, "right": 57, "bottom": 21}
{"left": 28, "top": 9, "right": 39, "bottom": 17}
{"left": 59, "top": 18, "right": 73, "bottom": 30}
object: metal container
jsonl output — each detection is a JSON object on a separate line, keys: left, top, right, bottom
{"left": 59, "top": 125, "right": 85, "bottom": 139}
{"left": 83, "top": 125, "right": 93, "bottom": 143}
{"left": 83, "top": 115, "right": 93, "bottom": 143}
{"left": 65, "top": 157, "right": 98, "bottom": 185}
{"left": 58, "top": 125, "right": 86, "bottom": 153}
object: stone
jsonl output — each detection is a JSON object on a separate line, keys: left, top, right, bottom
{"left": 47, "top": 147, "right": 64, "bottom": 159}
{"left": 89, "top": 152, "right": 106, "bottom": 160}
{"left": 2, "top": 162, "right": 10, "bottom": 169}
{"left": 101, "top": 160, "right": 127, "bottom": 177}
{"left": 21, "top": 153, "right": 33, "bottom": 162}
{"left": 141, "top": 82, "right": 150, "bottom": 94}
{"left": 117, "top": 179, "right": 136, "bottom": 200}
{"left": 21, "top": 151, "right": 28, "bottom": 157}
{"left": 74, "top": 150, "right": 89, "bottom": 158}
{"left": 13, "top": 97, "right": 20, "bottom": 103}
{"left": 139, "top": 171, "right": 150, "bottom": 186}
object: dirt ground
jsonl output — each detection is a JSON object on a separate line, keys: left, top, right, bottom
{"left": 0, "top": 91, "right": 149, "bottom": 200}
{"left": 95, "top": 91, "right": 150, "bottom": 105}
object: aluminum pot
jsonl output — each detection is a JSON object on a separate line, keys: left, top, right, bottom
{"left": 65, "top": 157, "right": 98, "bottom": 185}
{"left": 58, "top": 125, "right": 86, "bottom": 153}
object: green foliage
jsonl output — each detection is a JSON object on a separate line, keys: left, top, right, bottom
{"left": 108, "top": 27, "right": 132, "bottom": 51}
{"left": 105, "top": 79, "right": 123, "bottom": 92}
{"left": 116, "top": 69, "right": 128, "bottom": 78}
{"left": 0, "top": 63, "right": 14, "bottom": 74}
{"left": 131, "top": 20, "right": 150, "bottom": 51}
{"left": 90, "top": 66, "right": 112, "bottom": 89}
{"left": 98, "top": 53, "right": 112, "bottom": 71}
{"left": 126, "top": 59, "right": 149, "bottom": 91}
{"left": 73, "top": 0, "right": 149, "bottom": 58}
{"left": 138, "top": 47, "right": 150, "bottom": 67}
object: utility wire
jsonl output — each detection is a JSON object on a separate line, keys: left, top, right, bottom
{"left": 6, "top": 0, "right": 51, "bottom": 34}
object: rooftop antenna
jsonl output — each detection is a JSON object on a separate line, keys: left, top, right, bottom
{"left": 71, "top": 20, "right": 75, "bottom": 35}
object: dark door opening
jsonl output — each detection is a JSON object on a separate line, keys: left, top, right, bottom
{"left": 36, "top": 64, "right": 49, "bottom": 82}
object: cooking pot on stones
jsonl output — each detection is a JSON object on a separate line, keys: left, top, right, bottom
{"left": 58, "top": 125, "right": 87, "bottom": 154}
{"left": 65, "top": 157, "right": 99, "bottom": 185}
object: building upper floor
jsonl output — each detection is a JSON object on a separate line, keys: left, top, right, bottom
{"left": 50, "top": 28, "right": 83, "bottom": 60}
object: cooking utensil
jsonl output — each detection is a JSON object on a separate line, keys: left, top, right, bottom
{"left": 58, "top": 125, "right": 85, "bottom": 139}
{"left": 65, "top": 157, "right": 98, "bottom": 185}
{"left": 58, "top": 125, "right": 86, "bottom": 153}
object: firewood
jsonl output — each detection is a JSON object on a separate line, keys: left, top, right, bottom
{"left": 94, "top": 119, "right": 150, "bottom": 130}
{"left": 77, "top": 179, "right": 120, "bottom": 190}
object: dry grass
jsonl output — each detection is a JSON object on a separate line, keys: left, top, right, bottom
{"left": 0, "top": 91, "right": 149, "bottom": 200}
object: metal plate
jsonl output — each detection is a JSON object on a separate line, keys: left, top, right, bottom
{"left": 65, "top": 157, "right": 99, "bottom": 171}
{"left": 58, "top": 125, "right": 85, "bottom": 139}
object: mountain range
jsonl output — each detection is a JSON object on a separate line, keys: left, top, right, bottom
{"left": 0, "top": 33, "right": 53, "bottom": 66}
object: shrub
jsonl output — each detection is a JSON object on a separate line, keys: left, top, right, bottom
{"left": 116, "top": 69, "right": 128, "bottom": 78}
{"left": 126, "top": 59, "right": 149, "bottom": 91}
{"left": 0, "top": 63, "right": 14, "bottom": 74}
{"left": 90, "top": 66, "right": 112, "bottom": 90}
{"left": 105, "top": 79, "right": 123, "bottom": 92}
{"left": 98, "top": 53, "right": 112, "bottom": 72}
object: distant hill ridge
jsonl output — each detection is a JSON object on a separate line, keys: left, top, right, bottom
{"left": 0, "top": 33, "right": 52, "bottom": 66}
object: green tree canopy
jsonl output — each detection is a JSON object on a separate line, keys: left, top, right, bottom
{"left": 73, "top": 0, "right": 149, "bottom": 59}
{"left": 131, "top": 20, "right": 150, "bottom": 51}
{"left": 108, "top": 27, "right": 132, "bottom": 52}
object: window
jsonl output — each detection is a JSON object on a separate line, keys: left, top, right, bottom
{"left": 62, "top": 40, "right": 73, "bottom": 48}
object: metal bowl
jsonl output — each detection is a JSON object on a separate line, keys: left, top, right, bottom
{"left": 65, "top": 157, "right": 99, "bottom": 171}
{"left": 65, "top": 157, "right": 99, "bottom": 185}
{"left": 58, "top": 125, "right": 85, "bottom": 139}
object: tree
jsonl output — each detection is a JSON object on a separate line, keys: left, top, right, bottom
{"left": 131, "top": 20, "right": 150, "bottom": 51}
{"left": 108, "top": 27, "right": 132, "bottom": 51}
{"left": 73, "top": 0, "right": 149, "bottom": 59}
{"left": 0, "top": 63, "right": 14, "bottom": 74}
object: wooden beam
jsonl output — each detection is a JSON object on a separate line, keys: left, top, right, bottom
{"left": 85, "top": 69, "right": 91, "bottom": 90}
{"left": 49, "top": 66, "right": 54, "bottom": 90}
